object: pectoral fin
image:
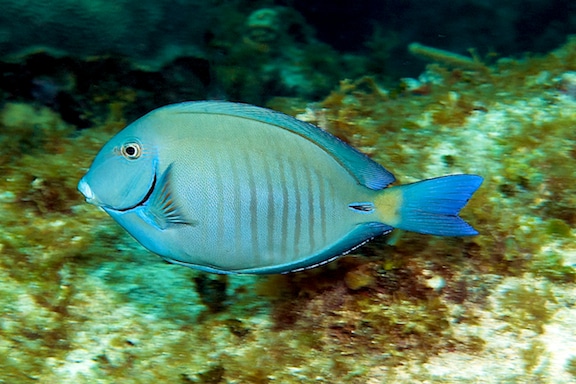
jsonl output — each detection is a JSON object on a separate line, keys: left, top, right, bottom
{"left": 143, "top": 164, "right": 196, "bottom": 229}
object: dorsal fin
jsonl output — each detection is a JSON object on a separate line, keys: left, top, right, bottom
{"left": 156, "top": 101, "right": 396, "bottom": 190}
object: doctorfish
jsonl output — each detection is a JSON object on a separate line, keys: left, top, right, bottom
{"left": 78, "top": 101, "right": 483, "bottom": 274}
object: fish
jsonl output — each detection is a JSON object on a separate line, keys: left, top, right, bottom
{"left": 77, "top": 101, "right": 483, "bottom": 274}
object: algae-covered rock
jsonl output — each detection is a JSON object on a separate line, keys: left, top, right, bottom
{"left": 0, "top": 0, "right": 213, "bottom": 69}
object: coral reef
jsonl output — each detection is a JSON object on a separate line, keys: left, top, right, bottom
{"left": 3, "top": 0, "right": 575, "bottom": 102}
{"left": 207, "top": 5, "right": 349, "bottom": 102}
{"left": 0, "top": 5, "right": 349, "bottom": 113}
{"left": 1, "top": 27, "right": 576, "bottom": 383}
{"left": 0, "top": 0, "right": 213, "bottom": 69}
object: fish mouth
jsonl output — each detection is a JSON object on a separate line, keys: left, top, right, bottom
{"left": 115, "top": 173, "right": 157, "bottom": 212}
{"left": 78, "top": 177, "right": 96, "bottom": 203}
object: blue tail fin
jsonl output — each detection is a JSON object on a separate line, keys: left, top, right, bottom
{"left": 395, "top": 174, "right": 483, "bottom": 236}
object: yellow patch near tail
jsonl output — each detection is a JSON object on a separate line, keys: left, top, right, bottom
{"left": 374, "top": 187, "right": 403, "bottom": 227}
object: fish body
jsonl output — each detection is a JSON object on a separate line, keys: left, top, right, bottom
{"left": 78, "top": 101, "right": 482, "bottom": 274}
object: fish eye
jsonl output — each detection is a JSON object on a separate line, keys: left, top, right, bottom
{"left": 121, "top": 142, "right": 142, "bottom": 160}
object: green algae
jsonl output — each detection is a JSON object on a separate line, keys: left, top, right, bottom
{"left": 522, "top": 340, "right": 546, "bottom": 373}
{"left": 530, "top": 249, "right": 576, "bottom": 283}
{"left": 498, "top": 282, "right": 555, "bottom": 334}
{"left": 566, "top": 356, "right": 576, "bottom": 377}
{"left": 546, "top": 218, "right": 572, "bottom": 238}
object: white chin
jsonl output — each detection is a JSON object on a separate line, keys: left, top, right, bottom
{"left": 78, "top": 177, "right": 98, "bottom": 204}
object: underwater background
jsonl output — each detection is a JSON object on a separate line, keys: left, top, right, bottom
{"left": 1, "top": 0, "right": 575, "bottom": 382}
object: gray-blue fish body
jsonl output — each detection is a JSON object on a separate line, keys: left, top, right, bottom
{"left": 78, "top": 101, "right": 482, "bottom": 274}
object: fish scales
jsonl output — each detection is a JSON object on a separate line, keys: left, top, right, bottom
{"left": 163, "top": 113, "right": 358, "bottom": 269}
{"left": 78, "top": 101, "right": 483, "bottom": 274}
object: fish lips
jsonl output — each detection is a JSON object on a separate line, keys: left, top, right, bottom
{"left": 78, "top": 176, "right": 100, "bottom": 205}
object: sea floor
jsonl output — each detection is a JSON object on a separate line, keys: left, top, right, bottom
{"left": 1, "top": 38, "right": 576, "bottom": 383}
